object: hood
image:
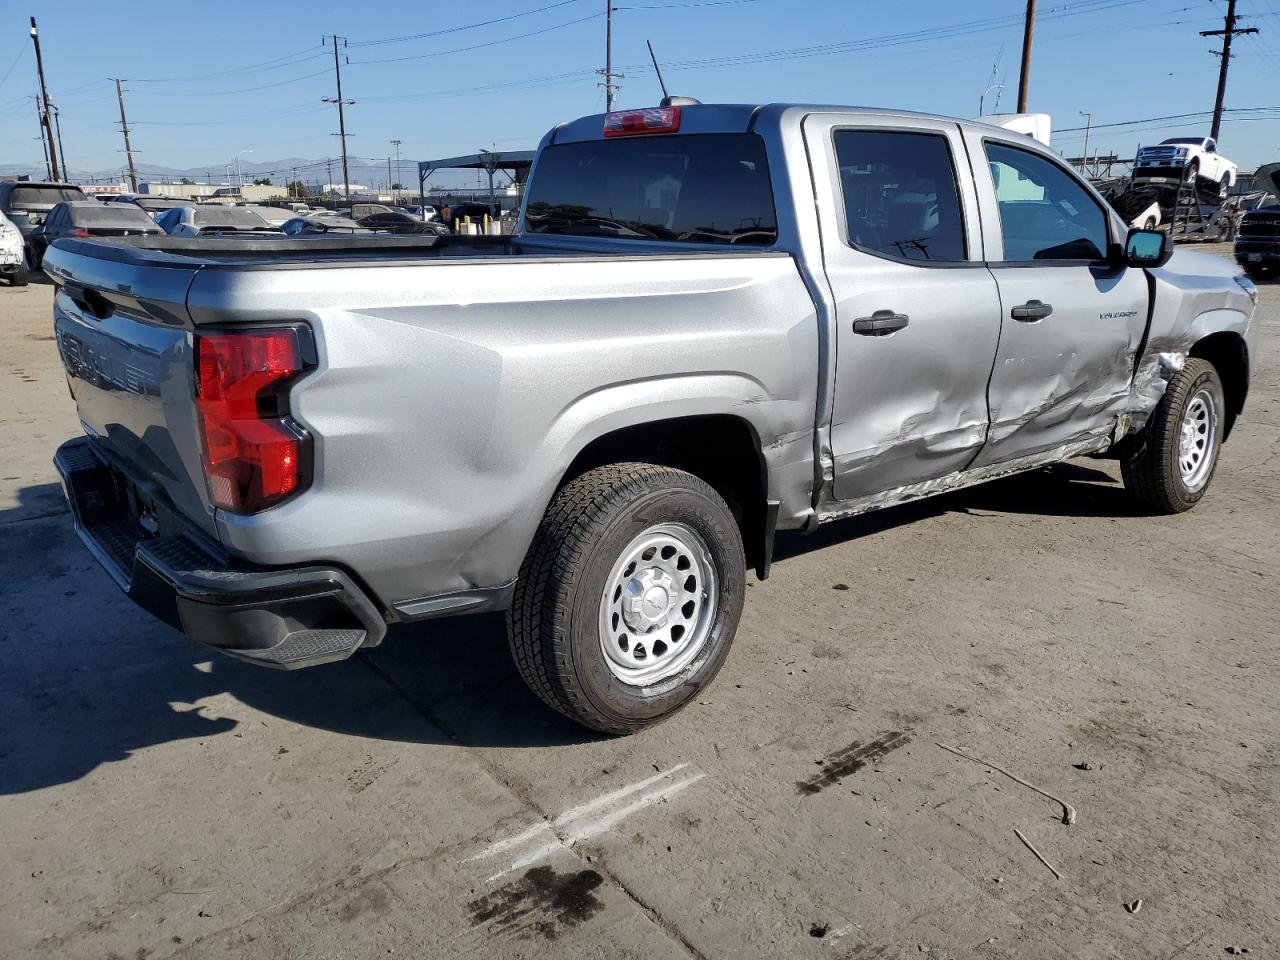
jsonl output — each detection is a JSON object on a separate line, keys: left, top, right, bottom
{"left": 1257, "top": 162, "right": 1280, "bottom": 197}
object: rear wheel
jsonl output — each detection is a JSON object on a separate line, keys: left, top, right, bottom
{"left": 1121, "top": 358, "right": 1224, "bottom": 513}
{"left": 508, "top": 462, "right": 745, "bottom": 735}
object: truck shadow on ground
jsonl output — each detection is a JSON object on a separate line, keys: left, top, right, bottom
{"left": 0, "top": 462, "right": 1129, "bottom": 795}
{"left": 0, "top": 486, "right": 593, "bottom": 797}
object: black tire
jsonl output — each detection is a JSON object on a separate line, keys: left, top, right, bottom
{"left": 1143, "top": 217, "right": 1157, "bottom": 230}
{"left": 1184, "top": 159, "right": 1199, "bottom": 183}
{"left": 1121, "top": 357, "right": 1225, "bottom": 514}
{"left": 508, "top": 462, "right": 745, "bottom": 735}
{"left": 6, "top": 263, "right": 27, "bottom": 287}
{"left": 1218, "top": 176, "right": 1230, "bottom": 201}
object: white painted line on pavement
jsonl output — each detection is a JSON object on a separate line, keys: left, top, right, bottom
{"left": 464, "top": 763, "right": 705, "bottom": 882}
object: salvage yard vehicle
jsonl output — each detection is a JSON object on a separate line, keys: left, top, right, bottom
{"left": 1134, "top": 136, "right": 1237, "bottom": 198}
{"left": 0, "top": 210, "right": 27, "bottom": 286}
{"left": 0, "top": 181, "right": 88, "bottom": 261}
{"left": 1234, "top": 165, "right": 1280, "bottom": 280}
{"left": 46, "top": 102, "right": 1258, "bottom": 735}
{"left": 155, "top": 204, "right": 280, "bottom": 237}
{"left": 27, "top": 201, "right": 161, "bottom": 270}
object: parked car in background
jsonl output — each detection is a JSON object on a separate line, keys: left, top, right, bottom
{"left": 404, "top": 204, "right": 438, "bottom": 221}
{"left": 46, "top": 102, "right": 1257, "bottom": 735}
{"left": 1134, "top": 137, "right": 1237, "bottom": 198}
{"left": 1109, "top": 185, "right": 1163, "bottom": 230}
{"left": 155, "top": 204, "right": 280, "bottom": 237}
{"left": 112, "top": 195, "right": 197, "bottom": 218}
{"left": 1234, "top": 165, "right": 1280, "bottom": 280}
{"left": 281, "top": 215, "right": 371, "bottom": 235}
{"left": 28, "top": 201, "right": 161, "bottom": 269}
{"left": 0, "top": 210, "right": 27, "bottom": 286}
{"left": 357, "top": 210, "right": 449, "bottom": 235}
{"left": 0, "top": 181, "right": 88, "bottom": 258}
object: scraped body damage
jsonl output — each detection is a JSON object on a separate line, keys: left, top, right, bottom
{"left": 1128, "top": 250, "right": 1255, "bottom": 430}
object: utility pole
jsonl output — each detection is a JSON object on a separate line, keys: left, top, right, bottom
{"left": 30, "top": 18, "right": 61, "bottom": 181}
{"left": 1016, "top": 0, "right": 1036, "bottom": 113}
{"left": 597, "top": 2, "right": 622, "bottom": 111}
{"left": 323, "top": 36, "right": 354, "bottom": 202}
{"left": 112, "top": 79, "right": 139, "bottom": 192}
{"left": 34, "top": 96, "right": 52, "bottom": 180}
{"left": 51, "top": 103, "right": 68, "bottom": 180}
{"left": 325, "top": 158, "right": 334, "bottom": 196}
{"left": 1201, "top": 0, "right": 1258, "bottom": 142}
{"left": 1079, "top": 111, "right": 1092, "bottom": 176}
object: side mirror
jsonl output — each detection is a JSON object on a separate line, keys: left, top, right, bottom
{"left": 1124, "top": 227, "right": 1171, "bottom": 268}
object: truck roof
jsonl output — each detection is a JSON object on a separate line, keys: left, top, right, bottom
{"left": 549, "top": 102, "right": 1041, "bottom": 145}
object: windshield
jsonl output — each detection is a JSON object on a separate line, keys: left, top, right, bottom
{"left": 9, "top": 185, "right": 87, "bottom": 206}
{"left": 524, "top": 133, "right": 778, "bottom": 245}
{"left": 1160, "top": 138, "right": 1204, "bottom": 145}
{"left": 193, "top": 206, "right": 269, "bottom": 228}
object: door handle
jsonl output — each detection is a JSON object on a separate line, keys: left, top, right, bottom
{"left": 1011, "top": 300, "right": 1053, "bottom": 322}
{"left": 852, "top": 310, "right": 909, "bottom": 336}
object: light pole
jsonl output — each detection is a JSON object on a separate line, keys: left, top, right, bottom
{"left": 234, "top": 148, "right": 253, "bottom": 195}
{"left": 390, "top": 138, "right": 401, "bottom": 202}
{"left": 979, "top": 84, "right": 1004, "bottom": 117}
{"left": 1079, "top": 111, "right": 1092, "bottom": 176}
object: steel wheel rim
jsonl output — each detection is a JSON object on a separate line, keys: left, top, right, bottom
{"left": 1177, "top": 387, "right": 1218, "bottom": 491}
{"left": 598, "top": 522, "right": 718, "bottom": 686}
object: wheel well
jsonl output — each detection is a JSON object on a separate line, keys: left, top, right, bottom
{"left": 563, "top": 415, "right": 773, "bottom": 577}
{"left": 1190, "top": 333, "right": 1249, "bottom": 439}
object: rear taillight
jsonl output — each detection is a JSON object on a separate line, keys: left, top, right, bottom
{"left": 603, "top": 106, "right": 681, "bottom": 137}
{"left": 70, "top": 229, "right": 90, "bottom": 237}
{"left": 194, "top": 327, "right": 314, "bottom": 514}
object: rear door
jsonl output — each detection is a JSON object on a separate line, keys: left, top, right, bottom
{"left": 964, "top": 132, "right": 1149, "bottom": 467}
{"left": 803, "top": 114, "right": 1003, "bottom": 501}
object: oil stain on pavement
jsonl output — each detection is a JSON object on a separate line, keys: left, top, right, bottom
{"left": 467, "top": 865, "right": 605, "bottom": 940}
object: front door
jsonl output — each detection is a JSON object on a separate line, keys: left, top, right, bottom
{"left": 804, "top": 115, "right": 1003, "bottom": 501}
{"left": 965, "top": 134, "right": 1150, "bottom": 467}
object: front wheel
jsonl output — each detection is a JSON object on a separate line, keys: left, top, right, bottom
{"left": 1121, "top": 358, "right": 1225, "bottom": 513}
{"left": 1184, "top": 160, "right": 1199, "bottom": 183}
{"left": 6, "top": 263, "right": 27, "bottom": 287}
{"left": 508, "top": 463, "right": 745, "bottom": 735}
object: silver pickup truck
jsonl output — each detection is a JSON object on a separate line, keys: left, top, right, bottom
{"left": 47, "top": 102, "right": 1258, "bottom": 734}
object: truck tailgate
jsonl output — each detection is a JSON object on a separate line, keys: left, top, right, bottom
{"left": 45, "top": 241, "right": 217, "bottom": 538}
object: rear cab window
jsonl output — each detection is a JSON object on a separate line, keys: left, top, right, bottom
{"left": 524, "top": 133, "right": 777, "bottom": 245}
{"left": 8, "top": 186, "right": 87, "bottom": 207}
{"left": 832, "top": 129, "right": 967, "bottom": 262}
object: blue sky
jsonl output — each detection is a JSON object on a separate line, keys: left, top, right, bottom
{"left": 0, "top": 0, "right": 1277, "bottom": 186}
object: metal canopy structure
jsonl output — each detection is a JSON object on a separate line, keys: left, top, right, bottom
{"left": 417, "top": 150, "right": 535, "bottom": 214}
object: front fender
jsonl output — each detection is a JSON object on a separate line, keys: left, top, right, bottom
{"left": 1130, "top": 251, "right": 1254, "bottom": 424}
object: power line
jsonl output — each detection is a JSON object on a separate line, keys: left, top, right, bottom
{"left": 349, "top": 0, "right": 584, "bottom": 46}
{"left": 351, "top": 13, "right": 602, "bottom": 65}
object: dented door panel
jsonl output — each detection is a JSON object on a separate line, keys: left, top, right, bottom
{"left": 973, "top": 264, "right": 1148, "bottom": 466}
{"left": 802, "top": 113, "right": 1002, "bottom": 502}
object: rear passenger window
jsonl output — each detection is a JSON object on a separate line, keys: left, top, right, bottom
{"left": 985, "top": 141, "right": 1108, "bottom": 262}
{"left": 833, "top": 130, "right": 967, "bottom": 262}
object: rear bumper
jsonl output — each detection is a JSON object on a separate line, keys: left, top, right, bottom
{"left": 55, "top": 436, "right": 387, "bottom": 668}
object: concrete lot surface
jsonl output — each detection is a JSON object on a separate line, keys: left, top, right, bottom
{"left": 1, "top": 251, "right": 1277, "bottom": 959}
